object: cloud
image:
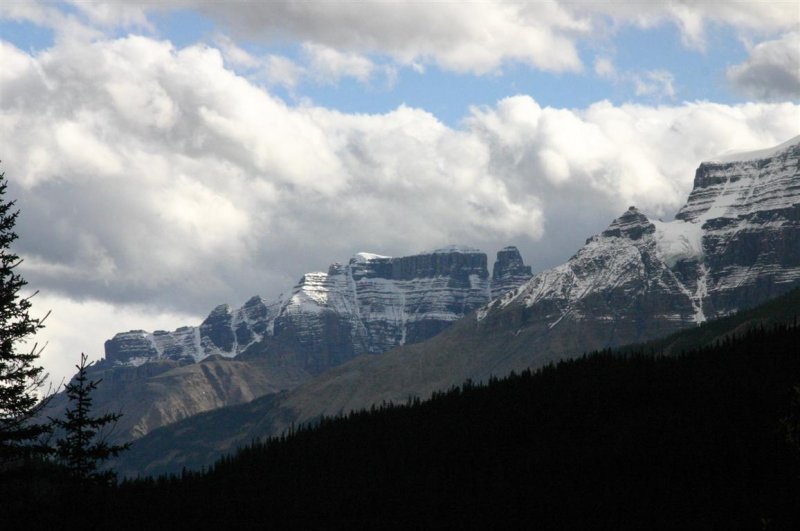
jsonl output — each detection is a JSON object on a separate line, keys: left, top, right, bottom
{"left": 302, "top": 43, "right": 375, "bottom": 84}
{"left": 594, "top": 57, "right": 616, "bottom": 80}
{"left": 262, "top": 54, "right": 305, "bottom": 89}
{"left": 213, "top": 33, "right": 260, "bottom": 70}
{"left": 728, "top": 32, "right": 800, "bottom": 101}
{"left": 465, "top": 96, "right": 798, "bottom": 222}
{"left": 67, "top": 0, "right": 152, "bottom": 31}
{"left": 213, "top": 35, "right": 381, "bottom": 88}
{"left": 2, "top": 35, "right": 799, "bottom": 383}
{"left": 124, "top": 0, "right": 589, "bottom": 75}
{"left": 7, "top": 1, "right": 799, "bottom": 81}
{"left": 0, "top": 36, "right": 542, "bottom": 313}
{"left": 633, "top": 70, "right": 676, "bottom": 99}
{"left": 593, "top": 57, "right": 677, "bottom": 100}
{"left": 187, "top": 1, "right": 800, "bottom": 71}
{"left": 575, "top": 0, "right": 798, "bottom": 50}
{"left": 0, "top": 0, "right": 104, "bottom": 44}
{"left": 41, "top": 1, "right": 798, "bottom": 76}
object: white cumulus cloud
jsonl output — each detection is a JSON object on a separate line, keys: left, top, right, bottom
{"left": 302, "top": 43, "right": 376, "bottom": 84}
{"left": 1, "top": 34, "right": 798, "bottom": 387}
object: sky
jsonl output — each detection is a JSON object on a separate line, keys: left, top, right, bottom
{"left": 1, "top": 1, "right": 799, "bottom": 388}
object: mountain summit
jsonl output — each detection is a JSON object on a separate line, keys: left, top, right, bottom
{"left": 224, "top": 135, "right": 800, "bottom": 437}
{"left": 47, "top": 246, "right": 531, "bottom": 441}
{"left": 483, "top": 134, "right": 800, "bottom": 339}
{"left": 105, "top": 246, "right": 533, "bottom": 374}
{"left": 111, "top": 136, "right": 800, "bottom": 477}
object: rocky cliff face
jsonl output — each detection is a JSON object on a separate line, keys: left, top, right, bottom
{"left": 81, "top": 246, "right": 529, "bottom": 442}
{"left": 40, "top": 355, "right": 311, "bottom": 443}
{"left": 105, "top": 246, "right": 531, "bottom": 375}
{"left": 491, "top": 246, "right": 533, "bottom": 299}
{"left": 673, "top": 136, "right": 800, "bottom": 315}
{"left": 481, "top": 135, "right": 800, "bottom": 336}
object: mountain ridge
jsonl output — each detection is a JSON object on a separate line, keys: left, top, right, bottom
{"left": 105, "top": 245, "right": 533, "bottom": 372}
{"left": 113, "top": 285, "right": 800, "bottom": 478}
{"left": 112, "top": 135, "right": 800, "bottom": 476}
{"left": 43, "top": 245, "right": 533, "bottom": 442}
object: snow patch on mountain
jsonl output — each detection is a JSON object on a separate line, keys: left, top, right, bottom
{"left": 713, "top": 135, "right": 800, "bottom": 163}
{"left": 352, "top": 252, "right": 390, "bottom": 262}
{"left": 427, "top": 245, "right": 482, "bottom": 254}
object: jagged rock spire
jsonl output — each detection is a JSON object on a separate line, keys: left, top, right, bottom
{"left": 491, "top": 246, "right": 532, "bottom": 299}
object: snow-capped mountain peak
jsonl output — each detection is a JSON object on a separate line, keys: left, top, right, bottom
{"left": 105, "top": 246, "right": 533, "bottom": 372}
{"left": 479, "top": 135, "right": 800, "bottom": 341}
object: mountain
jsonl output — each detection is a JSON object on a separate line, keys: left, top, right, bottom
{"left": 485, "top": 133, "right": 799, "bottom": 326}
{"left": 43, "top": 356, "right": 311, "bottom": 441}
{"left": 112, "top": 135, "right": 800, "bottom": 476}
{"left": 278, "top": 136, "right": 800, "bottom": 417}
{"left": 112, "top": 285, "right": 800, "bottom": 478}
{"left": 105, "top": 245, "right": 532, "bottom": 373}
{"left": 96, "top": 325, "right": 799, "bottom": 529}
{"left": 44, "top": 246, "right": 532, "bottom": 441}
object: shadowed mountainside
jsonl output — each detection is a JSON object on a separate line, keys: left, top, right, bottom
{"left": 113, "top": 286, "right": 800, "bottom": 477}
{"left": 26, "top": 322, "right": 798, "bottom": 530}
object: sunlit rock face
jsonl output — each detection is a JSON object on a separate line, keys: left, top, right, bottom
{"left": 105, "top": 245, "right": 532, "bottom": 375}
{"left": 479, "top": 135, "right": 800, "bottom": 348}
{"left": 674, "top": 138, "right": 800, "bottom": 315}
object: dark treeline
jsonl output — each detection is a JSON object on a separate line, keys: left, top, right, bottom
{"left": 11, "top": 324, "right": 800, "bottom": 530}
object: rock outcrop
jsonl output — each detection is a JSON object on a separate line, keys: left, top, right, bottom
{"left": 491, "top": 246, "right": 533, "bottom": 299}
{"left": 105, "top": 246, "right": 531, "bottom": 375}
{"left": 477, "top": 136, "right": 799, "bottom": 344}
{"left": 673, "top": 136, "right": 800, "bottom": 315}
{"left": 81, "top": 245, "right": 531, "bottom": 442}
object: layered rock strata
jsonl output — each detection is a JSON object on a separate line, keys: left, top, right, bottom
{"left": 106, "top": 246, "right": 532, "bottom": 375}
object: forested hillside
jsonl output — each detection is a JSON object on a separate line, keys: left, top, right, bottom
{"left": 12, "top": 321, "right": 799, "bottom": 529}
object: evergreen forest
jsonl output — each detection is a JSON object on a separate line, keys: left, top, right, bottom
{"left": 6, "top": 321, "right": 799, "bottom": 530}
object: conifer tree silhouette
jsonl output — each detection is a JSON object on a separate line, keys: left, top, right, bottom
{"left": 51, "top": 353, "right": 129, "bottom": 483}
{"left": 0, "top": 168, "right": 51, "bottom": 469}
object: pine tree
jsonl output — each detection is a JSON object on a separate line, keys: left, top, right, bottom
{"left": 51, "top": 353, "right": 130, "bottom": 484}
{"left": 0, "top": 169, "right": 50, "bottom": 469}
